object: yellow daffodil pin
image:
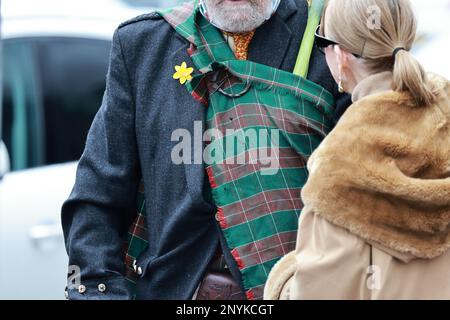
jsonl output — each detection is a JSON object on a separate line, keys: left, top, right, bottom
{"left": 173, "top": 62, "right": 194, "bottom": 85}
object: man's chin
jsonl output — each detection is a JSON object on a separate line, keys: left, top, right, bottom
{"left": 217, "top": 7, "right": 255, "bottom": 25}
{"left": 218, "top": 18, "right": 260, "bottom": 32}
{"left": 208, "top": 0, "right": 269, "bottom": 32}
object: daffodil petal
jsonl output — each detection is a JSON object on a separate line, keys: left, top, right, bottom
{"left": 173, "top": 62, "right": 193, "bottom": 84}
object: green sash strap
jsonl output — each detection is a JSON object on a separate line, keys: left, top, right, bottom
{"left": 124, "top": 0, "right": 332, "bottom": 300}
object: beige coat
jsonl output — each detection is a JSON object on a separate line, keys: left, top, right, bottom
{"left": 264, "top": 72, "right": 450, "bottom": 300}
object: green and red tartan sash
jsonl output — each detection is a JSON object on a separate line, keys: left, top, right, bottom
{"left": 124, "top": 0, "right": 333, "bottom": 300}
{"left": 124, "top": 181, "right": 147, "bottom": 289}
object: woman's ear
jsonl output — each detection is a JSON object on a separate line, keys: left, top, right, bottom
{"left": 334, "top": 45, "right": 348, "bottom": 75}
{"left": 333, "top": 45, "right": 345, "bottom": 75}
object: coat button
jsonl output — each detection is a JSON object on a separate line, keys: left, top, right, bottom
{"left": 136, "top": 266, "right": 143, "bottom": 276}
{"left": 78, "top": 285, "right": 86, "bottom": 294}
{"left": 98, "top": 284, "right": 107, "bottom": 293}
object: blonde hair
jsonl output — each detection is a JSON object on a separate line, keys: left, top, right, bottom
{"left": 324, "top": 0, "right": 435, "bottom": 106}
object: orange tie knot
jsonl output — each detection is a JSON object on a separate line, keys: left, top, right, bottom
{"left": 223, "top": 30, "right": 256, "bottom": 61}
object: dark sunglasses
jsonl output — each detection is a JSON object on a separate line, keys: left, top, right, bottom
{"left": 314, "top": 25, "right": 361, "bottom": 58}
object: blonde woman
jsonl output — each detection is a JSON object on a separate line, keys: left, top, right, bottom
{"left": 264, "top": 0, "right": 450, "bottom": 300}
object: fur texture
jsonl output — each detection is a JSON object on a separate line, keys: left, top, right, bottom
{"left": 263, "top": 251, "right": 296, "bottom": 300}
{"left": 302, "top": 73, "right": 450, "bottom": 259}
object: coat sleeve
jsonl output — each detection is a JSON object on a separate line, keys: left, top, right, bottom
{"left": 61, "top": 27, "right": 140, "bottom": 300}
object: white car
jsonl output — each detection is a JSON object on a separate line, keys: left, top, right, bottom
{"left": 0, "top": 0, "right": 180, "bottom": 300}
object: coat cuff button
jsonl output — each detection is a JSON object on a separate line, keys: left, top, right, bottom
{"left": 133, "top": 259, "right": 143, "bottom": 276}
{"left": 98, "top": 283, "right": 107, "bottom": 293}
{"left": 78, "top": 285, "right": 86, "bottom": 294}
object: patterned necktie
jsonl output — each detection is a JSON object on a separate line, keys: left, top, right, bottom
{"left": 223, "top": 31, "right": 256, "bottom": 60}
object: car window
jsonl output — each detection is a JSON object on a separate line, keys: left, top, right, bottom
{"left": 2, "top": 37, "right": 111, "bottom": 171}
{"left": 2, "top": 39, "right": 43, "bottom": 171}
{"left": 35, "top": 37, "right": 111, "bottom": 166}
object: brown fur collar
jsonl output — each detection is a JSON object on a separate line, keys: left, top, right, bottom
{"left": 302, "top": 73, "right": 450, "bottom": 259}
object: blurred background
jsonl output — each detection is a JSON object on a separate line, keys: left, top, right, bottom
{"left": 0, "top": 0, "right": 449, "bottom": 300}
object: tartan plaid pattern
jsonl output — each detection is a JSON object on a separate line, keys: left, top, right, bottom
{"left": 124, "top": 0, "right": 332, "bottom": 300}
{"left": 124, "top": 180, "right": 148, "bottom": 297}
{"left": 203, "top": 61, "right": 333, "bottom": 300}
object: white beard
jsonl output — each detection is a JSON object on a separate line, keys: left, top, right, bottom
{"left": 203, "top": 0, "right": 274, "bottom": 33}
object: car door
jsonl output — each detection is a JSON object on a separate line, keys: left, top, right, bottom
{"left": 0, "top": 36, "right": 110, "bottom": 299}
